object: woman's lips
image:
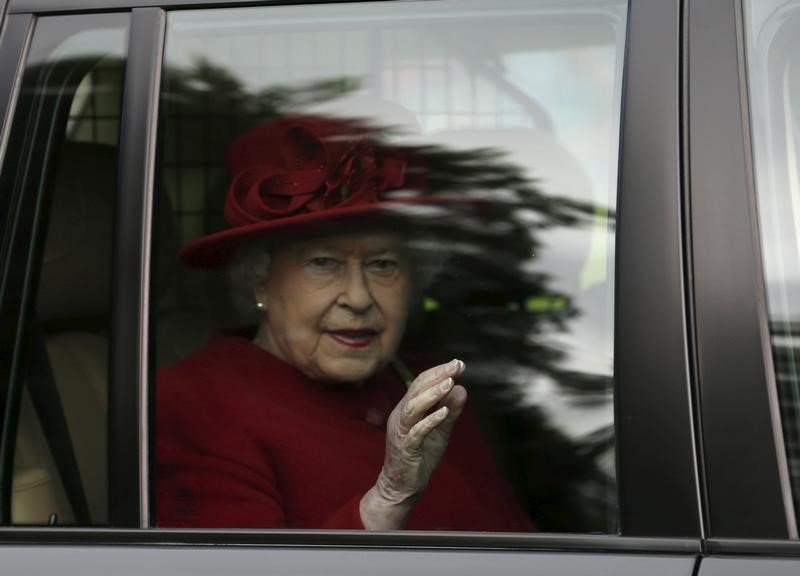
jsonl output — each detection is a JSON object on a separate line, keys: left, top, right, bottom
{"left": 328, "top": 329, "right": 377, "bottom": 349}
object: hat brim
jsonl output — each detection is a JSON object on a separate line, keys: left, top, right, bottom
{"left": 178, "top": 196, "right": 473, "bottom": 268}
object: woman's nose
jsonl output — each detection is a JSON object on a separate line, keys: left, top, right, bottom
{"left": 336, "top": 263, "right": 373, "bottom": 312}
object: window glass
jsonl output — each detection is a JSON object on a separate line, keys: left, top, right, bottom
{"left": 0, "top": 14, "right": 128, "bottom": 526}
{"left": 745, "top": 0, "right": 800, "bottom": 527}
{"left": 154, "top": 0, "right": 625, "bottom": 533}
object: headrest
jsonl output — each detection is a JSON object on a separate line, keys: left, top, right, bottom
{"left": 37, "top": 142, "right": 177, "bottom": 323}
{"left": 37, "top": 143, "right": 117, "bottom": 323}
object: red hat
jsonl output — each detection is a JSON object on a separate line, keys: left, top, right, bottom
{"left": 178, "top": 115, "right": 439, "bottom": 268}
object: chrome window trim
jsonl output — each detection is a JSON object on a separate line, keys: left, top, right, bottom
{"left": 708, "top": 538, "right": 800, "bottom": 556}
{"left": 137, "top": 7, "right": 165, "bottom": 529}
{"left": 12, "top": 0, "right": 385, "bottom": 13}
{"left": 0, "top": 528, "right": 701, "bottom": 553}
{"left": 678, "top": 0, "right": 707, "bottom": 542}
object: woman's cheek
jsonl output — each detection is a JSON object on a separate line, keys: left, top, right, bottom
{"left": 291, "top": 325, "right": 322, "bottom": 357}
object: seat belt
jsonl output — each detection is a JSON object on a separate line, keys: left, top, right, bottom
{"left": 23, "top": 322, "right": 91, "bottom": 525}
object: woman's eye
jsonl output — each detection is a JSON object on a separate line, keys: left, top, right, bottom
{"left": 367, "top": 258, "right": 398, "bottom": 275}
{"left": 308, "top": 257, "right": 338, "bottom": 270}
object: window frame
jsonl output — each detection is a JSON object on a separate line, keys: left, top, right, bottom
{"left": 108, "top": 5, "right": 163, "bottom": 529}
{"left": 0, "top": 9, "right": 134, "bottom": 527}
{"left": 0, "top": 0, "right": 703, "bottom": 553}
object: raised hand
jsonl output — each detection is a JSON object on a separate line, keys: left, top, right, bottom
{"left": 360, "top": 359, "right": 467, "bottom": 530}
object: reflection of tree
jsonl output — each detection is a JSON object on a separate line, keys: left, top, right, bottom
{"left": 405, "top": 145, "right": 615, "bottom": 532}
{"left": 162, "top": 58, "right": 617, "bottom": 532}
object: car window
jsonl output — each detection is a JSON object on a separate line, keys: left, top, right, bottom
{"left": 0, "top": 13, "right": 128, "bottom": 526}
{"left": 744, "top": 0, "right": 800, "bottom": 530}
{"left": 152, "top": 0, "right": 625, "bottom": 533}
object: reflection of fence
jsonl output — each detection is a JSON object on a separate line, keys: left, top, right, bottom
{"left": 771, "top": 321, "right": 800, "bottom": 489}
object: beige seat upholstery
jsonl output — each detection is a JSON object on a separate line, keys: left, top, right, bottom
{"left": 12, "top": 467, "right": 63, "bottom": 525}
{"left": 11, "top": 142, "right": 115, "bottom": 525}
{"left": 12, "top": 392, "right": 75, "bottom": 525}
{"left": 43, "top": 332, "right": 109, "bottom": 523}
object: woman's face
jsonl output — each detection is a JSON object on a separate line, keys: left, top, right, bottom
{"left": 255, "top": 230, "right": 412, "bottom": 384}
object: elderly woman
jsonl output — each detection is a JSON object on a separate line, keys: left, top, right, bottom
{"left": 157, "top": 116, "right": 532, "bottom": 530}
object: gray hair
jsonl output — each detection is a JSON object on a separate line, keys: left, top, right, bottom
{"left": 228, "top": 239, "right": 273, "bottom": 321}
{"left": 228, "top": 232, "right": 446, "bottom": 322}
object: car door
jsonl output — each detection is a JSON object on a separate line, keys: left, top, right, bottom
{"left": 0, "top": 0, "right": 701, "bottom": 573}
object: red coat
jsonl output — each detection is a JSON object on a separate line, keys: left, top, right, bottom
{"left": 157, "top": 333, "right": 533, "bottom": 530}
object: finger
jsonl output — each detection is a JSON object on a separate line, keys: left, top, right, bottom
{"left": 435, "top": 385, "right": 468, "bottom": 437}
{"left": 407, "top": 359, "right": 466, "bottom": 398}
{"left": 406, "top": 406, "right": 449, "bottom": 451}
{"left": 402, "top": 377, "right": 455, "bottom": 426}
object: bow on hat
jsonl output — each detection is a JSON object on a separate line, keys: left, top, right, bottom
{"left": 223, "top": 116, "right": 409, "bottom": 227}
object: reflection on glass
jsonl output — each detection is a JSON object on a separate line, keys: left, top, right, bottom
{"left": 156, "top": 0, "right": 626, "bottom": 532}
{"left": 745, "top": 0, "right": 800, "bottom": 526}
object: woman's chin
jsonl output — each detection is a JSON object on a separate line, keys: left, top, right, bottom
{"left": 315, "top": 357, "right": 384, "bottom": 386}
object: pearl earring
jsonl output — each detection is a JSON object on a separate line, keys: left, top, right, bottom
{"left": 256, "top": 301, "right": 265, "bottom": 310}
